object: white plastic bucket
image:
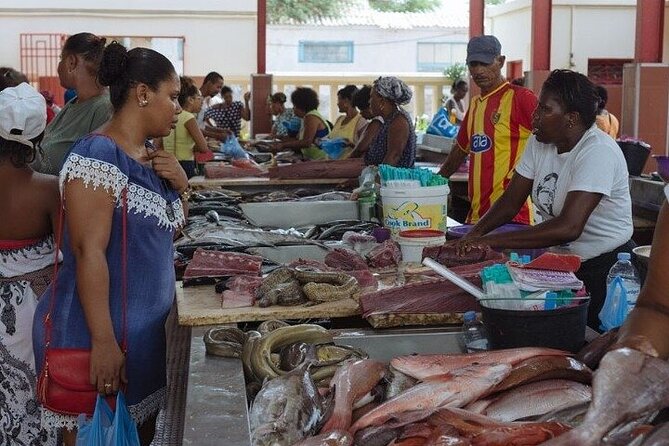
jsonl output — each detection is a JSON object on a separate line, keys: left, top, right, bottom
{"left": 397, "top": 229, "right": 446, "bottom": 263}
{"left": 380, "top": 184, "right": 450, "bottom": 237}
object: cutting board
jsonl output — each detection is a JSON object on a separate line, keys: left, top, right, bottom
{"left": 176, "top": 282, "right": 360, "bottom": 326}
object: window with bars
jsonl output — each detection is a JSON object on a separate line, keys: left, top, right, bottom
{"left": 298, "top": 41, "right": 354, "bottom": 63}
{"left": 417, "top": 42, "right": 467, "bottom": 72}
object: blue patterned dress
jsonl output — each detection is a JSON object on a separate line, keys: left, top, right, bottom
{"left": 33, "top": 134, "right": 185, "bottom": 430}
{"left": 364, "top": 108, "right": 416, "bottom": 168}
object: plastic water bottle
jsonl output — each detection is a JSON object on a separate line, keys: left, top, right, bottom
{"left": 462, "top": 311, "right": 489, "bottom": 353}
{"left": 606, "top": 252, "right": 641, "bottom": 317}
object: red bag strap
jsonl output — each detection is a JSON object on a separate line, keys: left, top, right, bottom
{"left": 44, "top": 188, "right": 129, "bottom": 351}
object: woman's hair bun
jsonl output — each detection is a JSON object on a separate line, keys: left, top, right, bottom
{"left": 98, "top": 41, "right": 128, "bottom": 87}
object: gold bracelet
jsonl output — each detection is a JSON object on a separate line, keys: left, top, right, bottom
{"left": 179, "top": 186, "right": 193, "bottom": 201}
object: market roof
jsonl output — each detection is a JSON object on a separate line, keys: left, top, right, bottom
{"left": 273, "top": 0, "right": 469, "bottom": 30}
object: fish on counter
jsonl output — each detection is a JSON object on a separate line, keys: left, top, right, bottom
{"left": 391, "top": 347, "right": 568, "bottom": 381}
{"left": 320, "top": 359, "right": 387, "bottom": 433}
{"left": 291, "top": 430, "right": 353, "bottom": 446}
{"left": 575, "top": 327, "right": 619, "bottom": 370}
{"left": 490, "top": 355, "right": 592, "bottom": 394}
{"left": 427, "top": 407, "right": 570, "bottom": 445}
{"left": 470, "top": 379, "right": 592, "bottom": 422}
{"left": 349, "top": 363, "right": 512, "bottom": 434}
{"left": 255, "top": 267, "right": 360, "bottom": 307}
{"left": 249, "top": 367, "right": 325, "bottom": 446}
{"left": 541, "top": 348, "right": 669, "bottom": 445}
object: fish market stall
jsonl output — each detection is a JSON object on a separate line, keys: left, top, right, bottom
{"left": 182, "top": 325, "right": 467, "bottom": 445}
{"left": 188, "top": 175, "right": 353, "bottom": 194}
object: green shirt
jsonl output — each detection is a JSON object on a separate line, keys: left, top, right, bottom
{"left": 33, "top": 93, "right": 112, "bottom": 175}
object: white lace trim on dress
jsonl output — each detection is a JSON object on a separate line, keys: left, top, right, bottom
{"left": 41, "top": 387, "right": 166, "bottom": 431}
{"left": 60, "top": 154, "right": 185, "bottom": 231}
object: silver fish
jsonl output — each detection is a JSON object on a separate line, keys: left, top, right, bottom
{"left": 541, "top": 348, "right": 669, "bottom": 445}
{"left": 249, "top": 367, "right": 324, "bottom": 446}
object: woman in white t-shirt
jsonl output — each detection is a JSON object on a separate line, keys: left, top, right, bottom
{"left": 451, "top": 69, "right": 634, "bottom": 329}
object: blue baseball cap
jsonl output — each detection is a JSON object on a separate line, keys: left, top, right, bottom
{"left": 467, "top": 35, "right": 502, "bottom": 64}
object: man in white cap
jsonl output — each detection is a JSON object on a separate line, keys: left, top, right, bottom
{"left": 439, "top": 35, "right": 537, "bottom": 226}
{"left": 0, "top": 82, "right": 59, "bottom": 444}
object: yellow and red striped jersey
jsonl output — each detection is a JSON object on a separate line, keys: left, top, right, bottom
{"left": 456, "top": 82, "right": 537, "bottom": 225}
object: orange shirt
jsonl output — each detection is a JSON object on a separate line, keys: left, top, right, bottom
{"left": 456, "top": 82, "right": 537, "bottom": 224}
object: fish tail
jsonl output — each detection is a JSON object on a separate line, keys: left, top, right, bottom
{"left": 320, "top": 408, "right": 351, "bottom": 433}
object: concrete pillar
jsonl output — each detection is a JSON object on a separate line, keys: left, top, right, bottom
{"left": 524, "top": 0, "right": 552, "bottom": 95}
{"left": 635, "top": 0, "right": 664, "bottom": 63}
{"left": 531, "top": 0, "right": 552, "bottom": 71}
{"left": 620, "top": 1, "right": 668, "bottom": 173}
{"left": 250, "top": 74, "right": 272, "bottom": 137}
{"left": 621, "top": 64, "right": 669, "bottom": 169}
{"left": 469, "top": 0, "right": 484, "bottom": 38}
{"left": 257, "top": 0, "right": 266, "bottom": 74}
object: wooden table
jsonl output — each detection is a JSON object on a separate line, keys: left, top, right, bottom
{"left": 188, "top": 175, "right": 353, "bottom": 193}
{"left": 176, "top": 282, "right": 360, "bottom": 326}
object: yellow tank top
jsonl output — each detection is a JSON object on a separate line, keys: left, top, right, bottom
{"left": 163, "top": 111, "right": 196, "bottom": 161}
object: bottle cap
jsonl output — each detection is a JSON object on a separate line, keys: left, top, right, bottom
{"left": 617, "top": 252, "right": 631, "bottom": 261}
{"left": 544, "top": 291, "right": 558, "bottom": 310}
{"left": 463, "top": 311, "right": 477, "bottom": 322}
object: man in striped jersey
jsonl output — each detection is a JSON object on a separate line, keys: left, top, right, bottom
{"left": 438, "top": 35, "right": 537, "bottom": 225}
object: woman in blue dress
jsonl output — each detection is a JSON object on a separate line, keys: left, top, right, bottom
{"left": 33, "top": 41, "right": 189, "bottom": 445}
{"left": 364, "top": 76, "right": 416, "bottom": 168}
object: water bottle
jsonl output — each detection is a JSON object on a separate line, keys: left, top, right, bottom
{"left": 606, "top": 252, "right": 641, "bottom": 317}
{"left": 462, "top": 311, "right": 489, "bottom": 353}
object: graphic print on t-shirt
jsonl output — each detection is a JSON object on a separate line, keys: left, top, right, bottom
{"left": 471, "top": 133, "right": 492, "bottom": 153}
{"left": 536, "top": 172, "right": 558, "bottom": 216}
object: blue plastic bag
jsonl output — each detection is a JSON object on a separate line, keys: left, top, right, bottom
{"left": 426, "top": 107, "right": 459, "bottom": 138}
{"left": 599, "top": 276, "right": 629, "bottom": 331}
{"left": 319, "top": 138, "right": 347, "bottom": 159}
{"left": 76, "top": 392, "right": 140, "bottom": 446}
{"left": 220, "top": 136, "right": 249, "bottom": 160}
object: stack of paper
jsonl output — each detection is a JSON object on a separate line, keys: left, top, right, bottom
{"left": 507, "top": 264, "right": 583, "bottom": 292}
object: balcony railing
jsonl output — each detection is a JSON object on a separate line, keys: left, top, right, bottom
{"left": 223, "top": 72, "right": 450, "bottom": 123}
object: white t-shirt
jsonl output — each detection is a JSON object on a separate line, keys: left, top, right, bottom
{"left": 515, "top": 125, "right": 632, "bottom": 261}
{"left": 197, "top": 94, "right": 223, "bottom": 128}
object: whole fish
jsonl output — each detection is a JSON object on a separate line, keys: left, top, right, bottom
{"left": 249, "top": 367, "right": 324, "bottom": 446}
{"left": 575, "top": 327, "right": 619, "bottom": 369}
{"left": 385, "top": 366, "right": 418, "bottom": 400}
{"left": 427, "top": 407, "right": 570, "bottom": 445}
{"left": 321, "top": 359, "right": 387, "bottom": 433}
{"left": 479, "top": 379, "right": 592, "bottom": 422}
{"left": 541, "top": 348, "right": 669, "bottom": 445}
{"left": 291, "top": 430, "right": 353, "bottom": 446}
{"left": 391, "top": 348, "right": 567, "bottom": 380}
{"left": 350, "top": 363, "right": 511, "bottom": 434}
{"left": 490, "top": 355, "right": 592, "bottom": 394}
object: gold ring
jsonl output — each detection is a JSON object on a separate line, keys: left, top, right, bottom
{"left": 104, "top": 383, "right": 112, "bottom": 389}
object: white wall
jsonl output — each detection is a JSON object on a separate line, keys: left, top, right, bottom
{"left": 267, "top": 25, "right": 468, "bottom": 73}
{"left": 0, "top": 1, "right": 257, "bottom": 77}
{"left": 488, "top": 0, "right": 638, "bottom": 75}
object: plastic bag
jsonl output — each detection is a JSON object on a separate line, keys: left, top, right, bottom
{"left": 220, "top": 136, "right": 249, "bottom": 160}
{"left": 426, "top": 107, "right": 459, "bottom": 138}
{"left": 599, "top": 276, "right": 629, "bottom": 331}
{"left": 319, "top": 138, "right": 347, "bottom": 159}
{"left": 76, "top": 392, "right": 140, "bottom": 446}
